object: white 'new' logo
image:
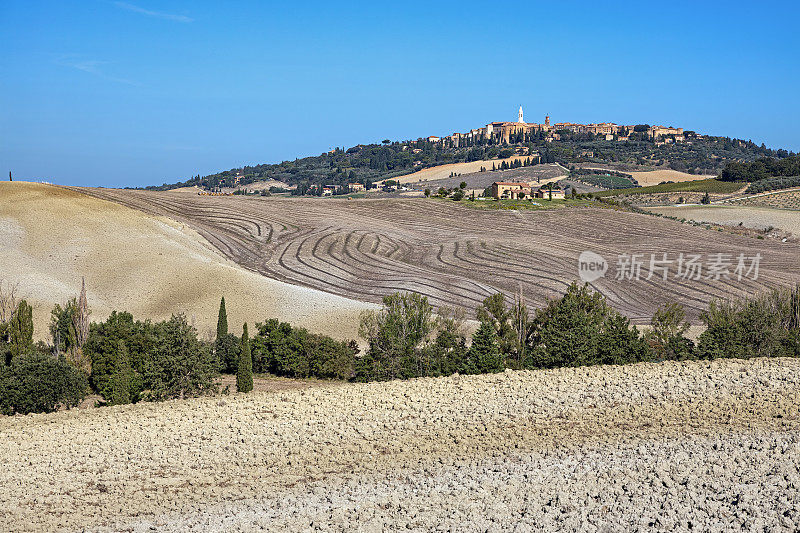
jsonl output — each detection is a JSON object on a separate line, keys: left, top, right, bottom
{"left": 578, "top": 251, "right": 607, "bottom": 282}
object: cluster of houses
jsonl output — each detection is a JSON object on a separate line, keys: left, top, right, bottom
{"left": 426, "top": 107, "right": 685, "bottom": 146}
{"left": 313, "top": 182, "right": 366, "bottom": 196}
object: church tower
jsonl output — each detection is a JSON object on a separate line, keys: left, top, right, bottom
{"left": 545, "top": 115, "right": 550, "bottom": 127}
{"left": 518, "top": 105, "right": 524, "bottom": 123}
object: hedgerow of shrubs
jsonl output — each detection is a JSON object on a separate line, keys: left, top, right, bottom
{"left": 354, "top": 283, "right": 800, "bottom": 381}
{"left": 250, "top": 319, "right": 359, "bottom": 380}
{"left": 2, "top": 280, "right": 798, "bottom": 415}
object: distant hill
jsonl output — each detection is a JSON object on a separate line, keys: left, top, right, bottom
{"left": 144, "top": 129, "right": 796, "bottom": 193}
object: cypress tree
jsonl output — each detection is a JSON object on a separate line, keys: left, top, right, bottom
{"left": 109, "top": 340, "right": 132, "bottom": 405}
{"left": 216, "top": 297, "right": 228, "bottom": 338}
{"left": 237, "top": 323, "right": 253, "bottom": 393}
{"left": 9, "top": 299, "right": 33, "bottom": 358}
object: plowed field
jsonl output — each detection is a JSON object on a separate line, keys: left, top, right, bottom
{"left": 74, "top": 188, "right": 800, "bottom": 323}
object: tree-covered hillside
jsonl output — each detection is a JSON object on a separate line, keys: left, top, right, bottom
{"left": 719, "top": 154, "right": 800, "bottom": 182}
{"left": 144, "top": 129, "right": 795, "bottom": 192}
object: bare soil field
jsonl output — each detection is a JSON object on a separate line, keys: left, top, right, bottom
{"left": 645, "top": 205, "right": 800, "bottom": 238}
{"left": 75, "top": 187, "right": 800, "bottom": 323}
{"left": 2, "top": 358, "right": 799, "bottom": 531}
{"left": 0, "top": 182, "right": 374, "bottom": 341}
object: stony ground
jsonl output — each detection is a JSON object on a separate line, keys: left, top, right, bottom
{"left": 2, "top": 358, "right": 799, "bottom": 531}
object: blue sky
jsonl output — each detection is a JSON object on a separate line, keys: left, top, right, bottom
{"left": 2, "top": 1, "right": 799, "bottom": 187}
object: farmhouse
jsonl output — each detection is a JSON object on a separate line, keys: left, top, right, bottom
{"left": 491, "top": 181, "right": 532, "bottom": 199}
{"left": 348, "top": 182, "right": 365, "bottom": 192}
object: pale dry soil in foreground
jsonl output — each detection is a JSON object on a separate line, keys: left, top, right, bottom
{"left": 0, "top": 182, "right": 374, "bottom": 341}
{"left": 2, "top": 358, "right": 799, "bottom": 532}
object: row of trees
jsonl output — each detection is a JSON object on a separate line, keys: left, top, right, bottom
{"left": 0, "top": 279, "right": 228, "bottom": 414}
{"left": 354, "top": 283, "right": 800, "bottom": 381}
{"left": 3, "top": 279, "right": 798, "bottom": 414}
{"left": 214, "top": 298, "right": 359, "bottom": 382}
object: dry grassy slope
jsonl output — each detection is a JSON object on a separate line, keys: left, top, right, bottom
{"left": 629, "top": 169, "right": 717, "bottom": 186}
{"left": 386, "top": 156, "right": 546, "bottom": 184}
{"left": 1, "top": 358, "right": 798, "bottom": 531}
{"left": 0, "top": 182, "right": 375, "bottom": 341}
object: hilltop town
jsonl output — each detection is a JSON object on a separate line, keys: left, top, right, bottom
{"left": 427, "top": 106, "right": 685, "bottom": 146}
{"left": 147, "top": 107, "right": 785, "bottom": 195}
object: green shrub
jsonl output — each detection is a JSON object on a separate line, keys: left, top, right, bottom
{"left": 108, "top": 341, "right": 133, "bottom": 405}
{"left": 697, "top": 285, "right": 800, "bottom": 359}
{"left": 355, "top": 292, "right": 436, "bottom": 381}
{"left": 645, "top": 303, "right": 694, "bottom": 360}
{"left": 0, "top": 353, "right": 88, "bottom": 414}
{"left": 85, "top": 311, "right": 153, "bottom": 403}
{"left": 251, "top": 319, "right": 357, "bottom": 380}
{"left": 144, "top": 314, "right": 218, "bottom": 401}
{"left": 214, "top": 333, "right": 240, "bottom": 373}
{"left": 8, "top": 300, "right": 33, "bottom": 361}
{"left": 527, "top": 282, "right": 650, "bottom": 368}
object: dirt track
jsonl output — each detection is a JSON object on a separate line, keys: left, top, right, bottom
{"left": 2, "top": 358, "right": 799, "bottom": 531}
{"left": 75, "top": 188, "right": 800, "bottom": 323}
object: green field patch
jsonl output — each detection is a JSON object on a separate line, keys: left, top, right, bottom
{"left": 595, "top": 179, "right": 741, "bottom": 197}
{"left": 573, "top": 173, "right": 636, "bottom": 189}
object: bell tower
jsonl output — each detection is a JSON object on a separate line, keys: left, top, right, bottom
{"left": 518, "top": 105, "right": 524, "bottom": 123}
